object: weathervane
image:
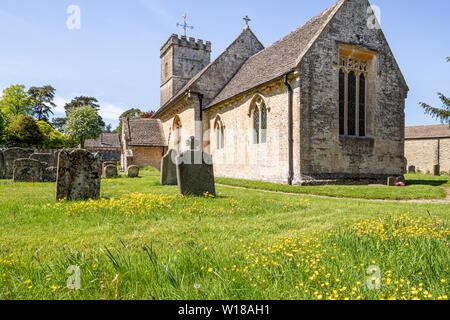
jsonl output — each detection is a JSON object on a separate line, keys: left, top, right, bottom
{"left": 243, "top": 15, "right": 251, "bottom": 26}
{"left": 177, "top": 13, "right": 194, "bottom": 37}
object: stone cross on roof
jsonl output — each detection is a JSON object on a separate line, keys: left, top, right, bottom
{"left": 243, "top": 15, "right": 251, "bottom": 26}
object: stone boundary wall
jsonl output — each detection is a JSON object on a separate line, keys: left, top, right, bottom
{"left": 405, "top": 138, "right": 450, "bottom": 174}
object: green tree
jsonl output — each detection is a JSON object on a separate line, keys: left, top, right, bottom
{"left": 115, "top": 108, "right": 142, "bottom": 133}
{"left": 4, "top": 115, "right": 44, "bottom": 148}
{"left": 28, "top": 85, "right": 56, "bottom": 122}
{"left": 51, "top": 117, "right": 67, "bottom": 132}
{"left": 36, "top": 121, "right": 68, "bottom": 149}
{"left": 0, "top": 85, "right": 33, "bottom": 119}
{"left": 419, "top": 57, "right": 450, "bottom": 125}
{"left": 64, "top": 96, "right": 105, "bottom": 129}
{"left": 0, "top": 110, "right": 5, "bottom": 146}
{"left": 64, "top": 106, "right": 102, "bottom": 149}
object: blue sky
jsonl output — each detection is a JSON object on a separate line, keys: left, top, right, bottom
{"left": 0, "top": 0, "right": 449, "bottom": 129}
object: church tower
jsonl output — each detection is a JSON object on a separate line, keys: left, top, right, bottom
{"left": 160, "top": 34, "right": 211, "bottom": 106}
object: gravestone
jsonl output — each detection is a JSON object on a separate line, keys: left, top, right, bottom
{"left": 387, "top": 176, "right": 396, "bottom": 187}
{"left": 43, "top": 167, "right": 57, "bottom": 182}
{"left": 2, "top": 148, "right": 34, "bottom": 179}
{"left": 0, "top": 151, "right": 4, "bottom": 179}
{"left": 30, "top": 153, "right": 54, "bottom": 167}
{"left": 434, "top": 165, "right": 441, "bottom": 176}
{"left": 102, "top": 160, "right": 118, "bottom": 174}
{"left": 160, "top": 149, "right": 178, "bottom": 185}
{"left": 176, "top": 138, "right": 215, "bottom": 196}
{"left": 104, "top": 165, "right": 118, "bottom": 178}
{"left": 56, "top": 149, "right": 102, "bottom": 201}
{"left": 127, "top": 165, "right": 139, "bottom": 178}
{"left": 408, "top": 166, "right": 416, "bottom": 174}
{"left": 13, "top": 159, "right": 44, "bottom": 183}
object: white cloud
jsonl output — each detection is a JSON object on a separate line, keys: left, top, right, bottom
{"left": 53, "top": 97, "right": 124, "bottom": 122}
{"left": 139, "top": 0, "right": 175, "bottom": 22}
{"left": 98, "top": 103, "right": 125, "bottom": 121}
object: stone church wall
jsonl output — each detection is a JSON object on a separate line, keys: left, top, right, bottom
{"left": 298, "top": 0, "right": 408, "bottom": 184}
{"left": 205, "top": 77, "right": 301, "bottom": 184}
{"left": 405, "top": 138, "right": 450, "bottom": 174}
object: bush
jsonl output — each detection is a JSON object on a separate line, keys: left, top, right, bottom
{"left": 4, "top": 115, "right": 44, "bottom": 148}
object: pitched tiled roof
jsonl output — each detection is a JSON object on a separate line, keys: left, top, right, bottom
{"left": 124, "top": 118, "right": 167, "bottom": 147}
{"left": 405, "top": 125, "right": 450, "bottom": 139}
{"left": 206, "top": 0, "right": 345, "bottom": 108}
{"left": 85, "top": 133, "right": 120, "bottom": 149}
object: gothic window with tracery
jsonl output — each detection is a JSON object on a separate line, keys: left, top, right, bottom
{"left": 338, "top": 51, "right": 370, "bottom": 137}
{"left": 215, "top": 117, "right": 224, "bottom": 150}
{"left": 252, "top": 97, "right": 268, "bottom": 145}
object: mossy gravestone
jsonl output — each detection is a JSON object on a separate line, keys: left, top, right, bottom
{"left": 127, "top": 165, "right": 139, "bottom": 178}
{"left": 176, "top": 148, "right": 215, "bottom": 197}
{"left": 13, "top": 159, "right": 44, "bottom": 182}
{"left": 2, "top": 148, "right": 34, "bottom": 179}
{"left": 56, "top": 149, "right": 102, "bottom": 201}
{"left": 160, "top": 149, "right": 178, "bottom": 185}
{"left": 104, "top": 165, "right": 118, "bottom": 178}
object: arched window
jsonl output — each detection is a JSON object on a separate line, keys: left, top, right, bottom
{"left": 173, "top": 116, "right": 182, "bottom": 153}
{"left": 261, "top": 104, "right": 267, "bottom": 143}
{"left": 251, "top": 96, "right": 268, "bottom": 145}
{"left": 215, "top": 117, "right": 224, "bottom": 150}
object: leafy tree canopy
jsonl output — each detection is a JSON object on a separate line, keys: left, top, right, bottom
{"left": 64, "top": 106, "right": 102, "bottom": 149}
{"left": 4, "top": 115, "right": 44, "bottom": 148}
{"left": 0, "top": 85, "right": 33, "bottom": 120}
{"left": 65, "top": 96, "right": 105, "bottom": 129}
{"left": 36, "top": 121, "right": 68, "bottom": 149}
{"left": 28, "top": 85, "right": 56, "bottom": 122}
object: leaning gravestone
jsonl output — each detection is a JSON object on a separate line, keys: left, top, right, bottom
{"left": 2, "top": 148, "right": 34, "bottom": 179}
{"left": 408, "top": 166, "right": 416, "bottom": 174}
{"left": 176, "top": 138, "right": 215, "bottom": 196}
{"left": 104, "top": 165, "right": 118, "bottom": 178}
{"left": 13, "top": 159, "right": 44, "bottom": 183}
{"left": 127, "top": 165, "right": 140, "bottom": 178}
{"left": 56, "top": 149, "right": 102, "bottom": 201}
{"left": 160, "top": 149, "right": 178, "bottom": 185}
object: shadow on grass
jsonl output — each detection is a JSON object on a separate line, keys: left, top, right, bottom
{"left": 406, "top": 180, "right": 449, "bottom": 187}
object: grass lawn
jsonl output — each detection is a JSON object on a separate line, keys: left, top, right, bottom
{"left": 215, "top": 174, "right": 449, "bottom": 200}
{"left": 0, "top": 168, "right": 448, "bottom": 300}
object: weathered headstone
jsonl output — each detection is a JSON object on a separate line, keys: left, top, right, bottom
{"left": 387, "top": 176, "right": 396, "bottom": 187}
{"left": 176, "top": 150, "right": 215, "bottom": 196}
{"left": 104, "top": 165, "right": 118, "bottom": 178}
{"left": 30, "top": 153, "right": 54, "bottom": 167}
{"left": 102, "top": 161, "right": 118, "bottom": 174}
{"left": 13, "top": 159, "right": 44, "bottom": 183}
{"left": 127, "top": 165, "right": 140, "bottom": 178}
{"left": 408, "top": 166, "right": 416, "bottom": 174}
{"left": 56, "top": 149, "right": 102, "bottom": 201}
{"left": 2, "top": 148, "right": 34, "bottom": 179}
{"left": 434, "top": 165, "right": 441, "bottom": 176}
{"left": 0, "top": 151, "right": 5, "bottom": 179}
{"left": 160, "top": 149, "right": 178, "bottom": 185}
{"left": 43, "top": 167, "right": 57, "bottom": 182}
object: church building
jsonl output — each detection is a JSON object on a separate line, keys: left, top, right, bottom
{"left": 150, "top": 0, "right": 408, "bottom": 185}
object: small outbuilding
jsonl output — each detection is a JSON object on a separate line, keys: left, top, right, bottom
{"left": 120, "top": 117, "right": 167, "bottom": 171}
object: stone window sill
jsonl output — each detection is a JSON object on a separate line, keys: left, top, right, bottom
{"left": 339, "top": 135, "right": 375, "bottom": 142}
